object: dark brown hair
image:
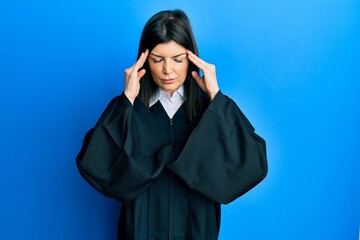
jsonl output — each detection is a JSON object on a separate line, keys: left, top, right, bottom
{"left": 137, "top": 10, "right": 209, "bottom": 122}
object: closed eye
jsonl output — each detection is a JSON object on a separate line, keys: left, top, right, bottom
{"left": 151, "top": 58, "right": 163, "bottom": 63}
{"left": 149, "top": 53, "right": 187, "bottom": 64}
{"left": 173, "top": 58, "right": 185, "bottom": 63}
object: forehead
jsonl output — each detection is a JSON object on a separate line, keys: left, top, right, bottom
{"left": 151, "top": 40, "right": 186, "bottom": 57}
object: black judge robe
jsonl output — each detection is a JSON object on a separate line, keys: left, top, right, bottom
{"left": 76, "top": 91, "right": 268, "bottom": 240}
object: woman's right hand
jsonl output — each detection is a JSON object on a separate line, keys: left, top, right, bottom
{"left": 124, "top": 49, "right": 149, "bottom": 104}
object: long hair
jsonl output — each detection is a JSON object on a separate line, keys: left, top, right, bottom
{"left": 137, "top": 10, "right": 209, "bottom": 122}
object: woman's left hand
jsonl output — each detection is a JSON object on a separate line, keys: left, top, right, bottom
{"left": 187, "top": 50, "right": 220, "bottom": 100}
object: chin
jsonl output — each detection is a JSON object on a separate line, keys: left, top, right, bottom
{"left": 161, "top": 86, "right": 178, "bottom": 95}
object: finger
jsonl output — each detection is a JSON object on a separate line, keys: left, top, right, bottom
{"left": 137, "top": 49, "right": 148, "bottom": 67}
{"left": 138, "top": 69, "right": 146, "bottom": 79}
{"left": 187, "top": 50, "right": 217, "bottom": 78}
{"left": 126, "top": 58, "right": 139, "bottom": 76}
{"left": 134, "top": 49, "right": 149, "bottom": 71}
{"left": 192, "top": 71, "right": 204, "bottom": 85}
{"left": 187, "top": 52, "right": 203, "bottom": 69}
{"left": 186, "top": 50, "right": 209, "bottom": 69}
{"left": 124, "top": 69, "right": 134, "bottom": 82}
{"left": 188, "top": 56, "right": 211, "bottom": 79}
{"left": 191, "top": 71, "right": 201, "bottom": 81}
{"left": 127, "top": 53, "right": 145, "bottom": 77}
{"left": 125, "top": 50, "right": 149, "bottom": 81}
{"left": 132, "top": 52, "right": 145, "bottom": 71}
{"left": 191, "top": 71, "right": 205, "bottom": 90}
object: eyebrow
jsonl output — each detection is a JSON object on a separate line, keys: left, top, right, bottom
{"left": 149, "top": 53, "right": 187, "bottom": 58}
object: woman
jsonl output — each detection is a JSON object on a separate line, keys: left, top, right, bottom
{"left": 76, "top": 10, "right": 267, "bottom": 240}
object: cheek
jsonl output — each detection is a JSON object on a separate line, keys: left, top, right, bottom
{"left": 148, "top": 63, "right": 161, "bottom": 77}
{"left": 178, "top": 63, "right": 189, "bottom": 79}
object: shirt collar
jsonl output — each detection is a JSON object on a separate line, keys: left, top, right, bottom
{"left": 149, "top": 85, "right": 185, "bottom": 107}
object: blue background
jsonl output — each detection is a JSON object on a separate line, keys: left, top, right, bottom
{"left": 1, "top": 0, "right": 359, "bottom": 239}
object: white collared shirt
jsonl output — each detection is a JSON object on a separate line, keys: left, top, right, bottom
{"left": 149, "top": 85, "right": 185, "bottom": 118}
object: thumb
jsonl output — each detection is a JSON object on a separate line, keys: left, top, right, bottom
{"left": 138, "top": 69, "right": 146, "bottom": 79}
{"left": 192, "top": 71, "right": 205, "bottom": 90}
{"left": 191, "top": 71, "right": 201, "bottom": 83}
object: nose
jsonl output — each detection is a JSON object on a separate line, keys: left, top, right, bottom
{"left": 162, "top": 60, "right": 173, "bottom": 75}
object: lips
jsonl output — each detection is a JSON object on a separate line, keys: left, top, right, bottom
{"left": 161, "top": 78, "right": 176, "bottom": 83}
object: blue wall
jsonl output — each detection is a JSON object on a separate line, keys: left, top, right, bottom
{"left": 1, "top": 0, "right": 359, "bottom": 239}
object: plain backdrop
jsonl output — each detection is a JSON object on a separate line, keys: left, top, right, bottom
{"left": 1, "top": 0, "right": 359, "bottom": 239}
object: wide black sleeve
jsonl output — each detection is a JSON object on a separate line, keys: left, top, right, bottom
{"left": 76, "top": 94, "right": 172, "bottom": 203}
{"left": 168, "top": 91, "right": 268, "bottom": 204}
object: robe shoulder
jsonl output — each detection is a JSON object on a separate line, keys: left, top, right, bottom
{"left": 76, "top": 94, "right": 172, "bottom": 203}
{"left": 168, "top": 91, "right": 268, "bottom": 204}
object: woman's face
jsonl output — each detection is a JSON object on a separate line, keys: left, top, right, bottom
{"left": 148, "top": 41, "right": 189, "bottom": 96}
